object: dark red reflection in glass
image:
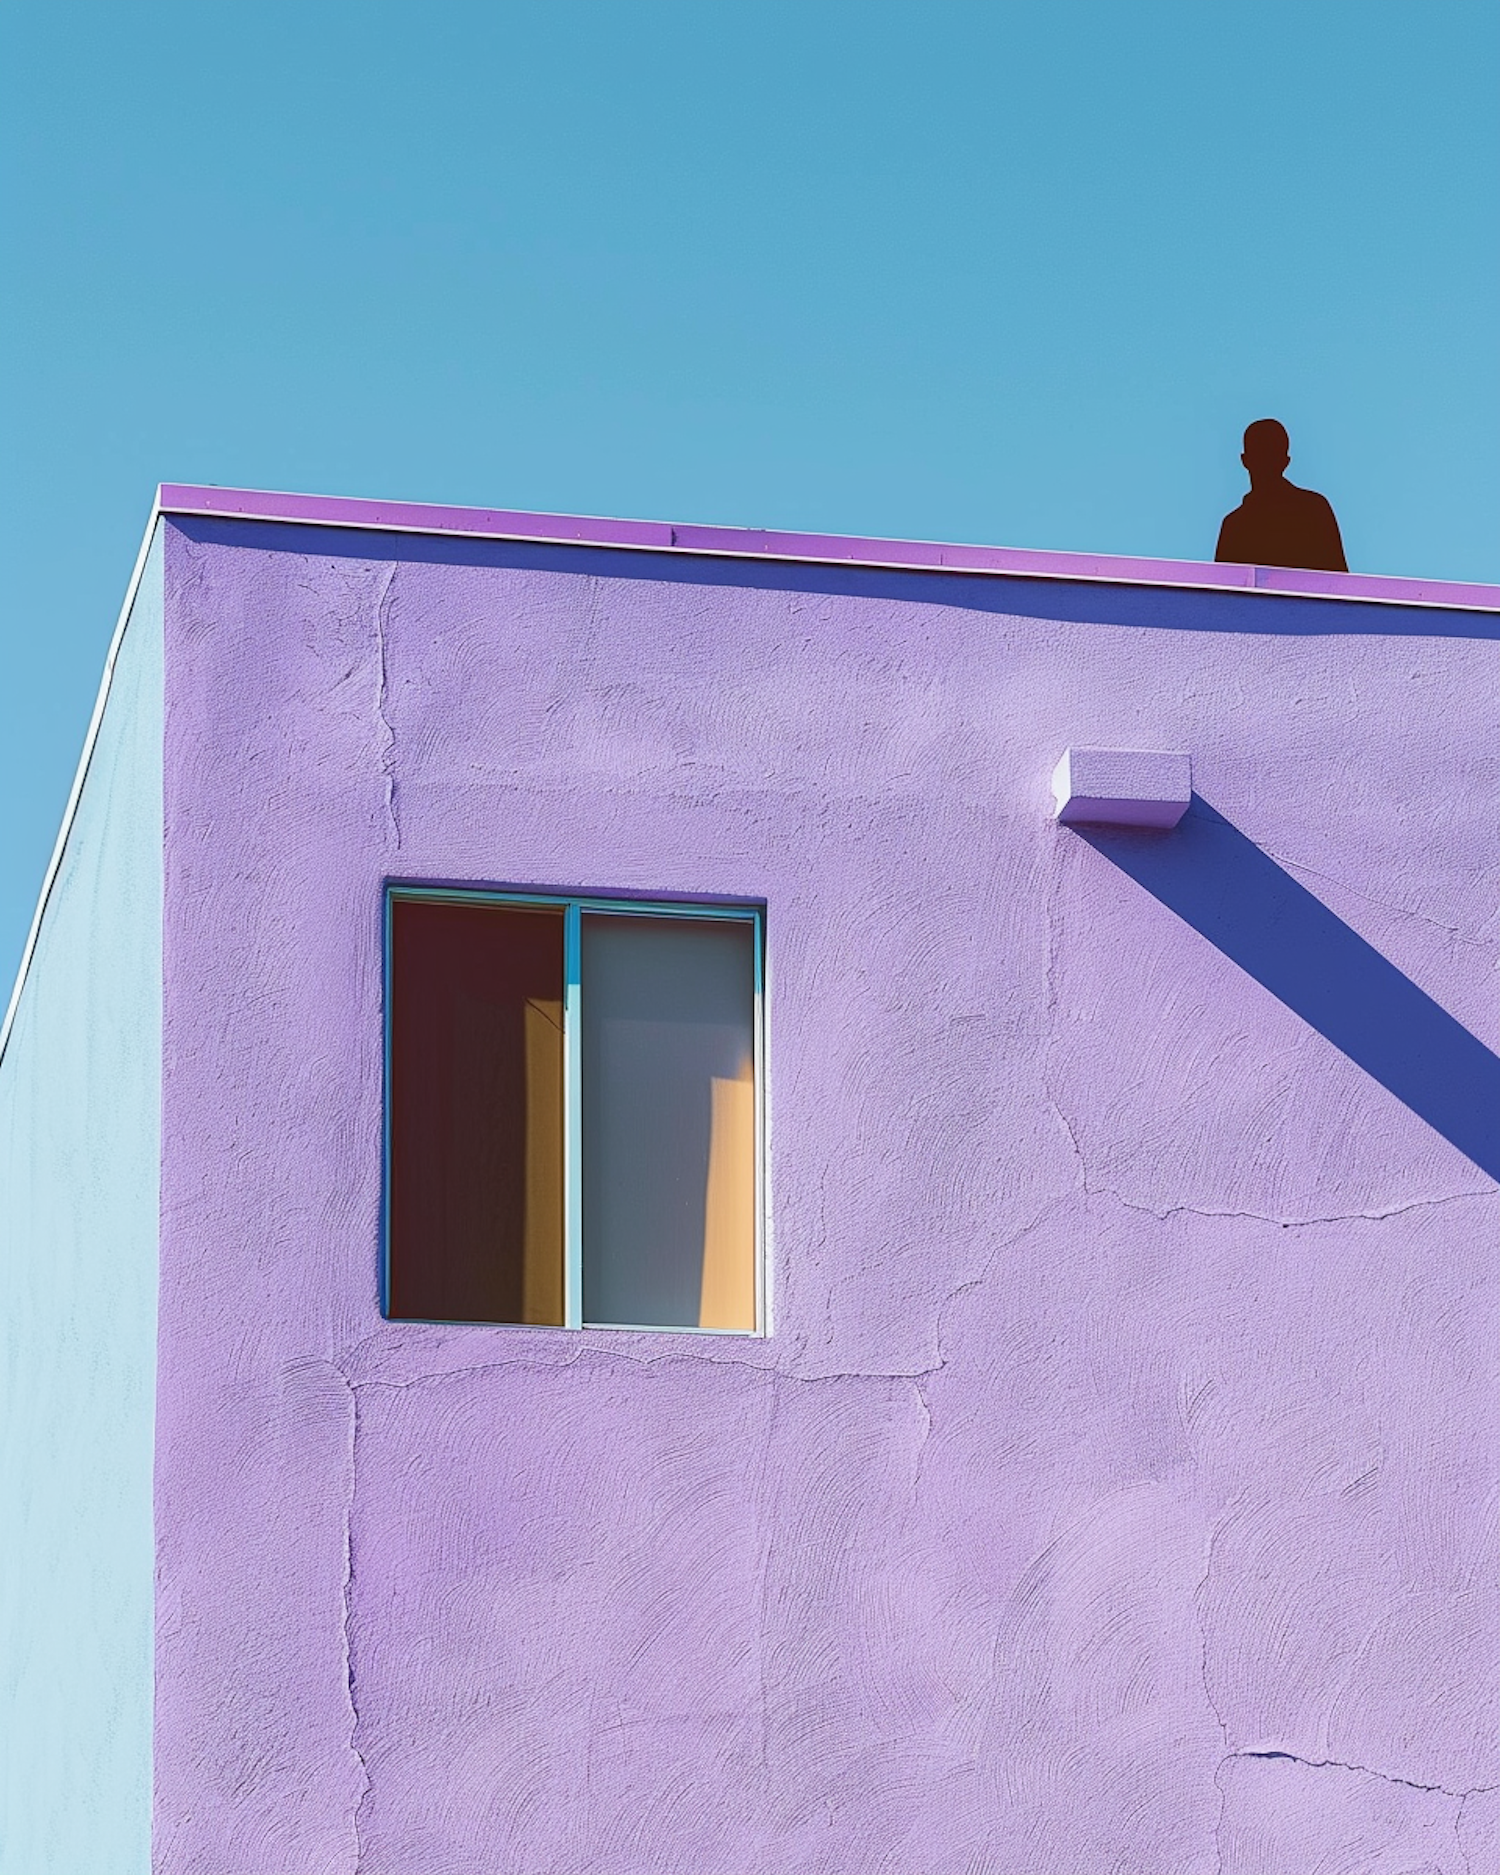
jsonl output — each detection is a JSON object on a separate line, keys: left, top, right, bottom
{"left": 387, "top": 897, "right": 565, "bottom": 1323}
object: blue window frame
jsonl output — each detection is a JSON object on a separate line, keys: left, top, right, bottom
{"left": 384, "top": 886, "right": 765, "bottom": 1334}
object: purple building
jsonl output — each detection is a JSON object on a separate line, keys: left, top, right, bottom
{"left": 4, "top": 485, "right": 1500, "bottom": 1873}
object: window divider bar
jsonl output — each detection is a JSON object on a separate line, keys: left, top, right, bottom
{"left": 563, "top": 899, "right": 584, "bottom": 1329}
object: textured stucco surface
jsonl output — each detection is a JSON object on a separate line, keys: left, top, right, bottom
{"left": 157, "top": 518, "right": 1500, "bottom": 1873}
{"left": 0, "top": 529, "right": 162, "bottom": 1875}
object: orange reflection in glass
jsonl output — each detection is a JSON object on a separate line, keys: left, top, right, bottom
{"left": 700, "top": 1056, "right": 756, "bottom": 1330}
{"left": 522, "top": 997, "right": 565, "bottom": 1325}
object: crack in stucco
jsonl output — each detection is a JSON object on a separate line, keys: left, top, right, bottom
{"left": 1195, "top": 1539, "right": 1230, "bottom": 1753}
{"left": 344, "top": 1350, "right": 936, "bottom": 1397}
{"left": 913, "top": 1193, "right": 1071, "bottom": 1387}
{"left": 1044, "top": 1095, "right": 1494, "bottom": 1228}
{"left": 336, "top": 1193, "right": 1069, "bottom": 1408}
{"left": 1045, "top": 823, "right": 1500, "bottom": 1228}
{"left": 750, "top": 1384, "right": 781, "bottom": 1774}
{"left": 1265, "top": 843, "right": 1500, "bottom": 958}
{"left": 328, "top": 1361, "right": 373, "bottom": 1874}
{"left": 1196, "top": 1520, "right": 1232, "bottom": 1875}
{"left": 1225, "top": 1748, "right": 1500, "bottom": 1805}
{"left": 1210, "top": 1757, "right": 1231, "bottom": 1875}
{"left": 1045, "top": 1095, "right": 1088, "bottom": 1198}
{"left": 1097, "top": 1181, "right": 1496, "bottom": 1230}
{"left": 166, "top": 530, "right": 212, "bottom": 643}
{"left": 1209, "top": 1740, "right": 1497, "bottom": 1872}
{"left": 1043, "top": 860, "right": 1062, "bottom": 1025}
{"left": 909, "top": 1374, "right": 935, "bottom": 1496}
{"left": 373, "top": 566, "right": 400, "bottom": 848}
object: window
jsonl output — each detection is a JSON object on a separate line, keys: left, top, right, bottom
{"left": 385, "top": 888, "right": 763, "bottom": 1333}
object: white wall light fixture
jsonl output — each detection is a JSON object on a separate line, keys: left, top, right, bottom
{"left": 1052, "top": 747, "right": 1192, "bottom": 830}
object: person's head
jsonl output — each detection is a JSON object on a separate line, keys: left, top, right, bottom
{"left": 1242, "top": 418, "right": 1290, "bottom": 480}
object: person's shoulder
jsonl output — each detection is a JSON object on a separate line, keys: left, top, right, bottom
{"left": 1215, "top": 501, "right": 1253, "bottom": 562}
{"left": 1217, "top": 497, "right": 1253, "bottom": 533}
{"left": 1288, "top": 481, "right": 1336, "bottom": 513}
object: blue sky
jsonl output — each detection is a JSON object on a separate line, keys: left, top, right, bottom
{"left": 2, "top": 0, "right": 1496, "bottom": 989}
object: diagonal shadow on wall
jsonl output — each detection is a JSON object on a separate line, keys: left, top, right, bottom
{"left": 1076, "top": 798, "right": 1500, "bottom": 1184}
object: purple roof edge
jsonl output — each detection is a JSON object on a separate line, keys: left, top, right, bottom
{"left": 157, "top": 484, "right": 1500, "bottom": 614}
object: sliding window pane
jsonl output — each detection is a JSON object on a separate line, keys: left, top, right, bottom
{"left": 581, "top": 915, "right": 757, "bottom": 1330}
{"left": 388, "top": 897, "right": 565, "bottom": 1324}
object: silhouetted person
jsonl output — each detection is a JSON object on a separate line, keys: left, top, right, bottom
{"left": 1215, "top": 419, "right": 1347, "bottom": 571}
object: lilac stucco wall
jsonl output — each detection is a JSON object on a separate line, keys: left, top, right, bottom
{"left": 157, "top": 517, "right": 1500, "bottom": 1873}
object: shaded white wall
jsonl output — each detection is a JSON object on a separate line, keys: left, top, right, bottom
{"left": 0, "top": 528, "right": 161, "bottom": 1874}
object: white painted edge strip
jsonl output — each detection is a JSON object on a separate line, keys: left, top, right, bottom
{"left": 0, "top": 499, "right": 164, "bottom": 1071}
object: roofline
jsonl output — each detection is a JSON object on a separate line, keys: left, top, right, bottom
{"left": 5, "top": 481, "right": 1499, "bottom": 1068}
{"left": 158, "top": 482, "right": 1500, "bottom": 615}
